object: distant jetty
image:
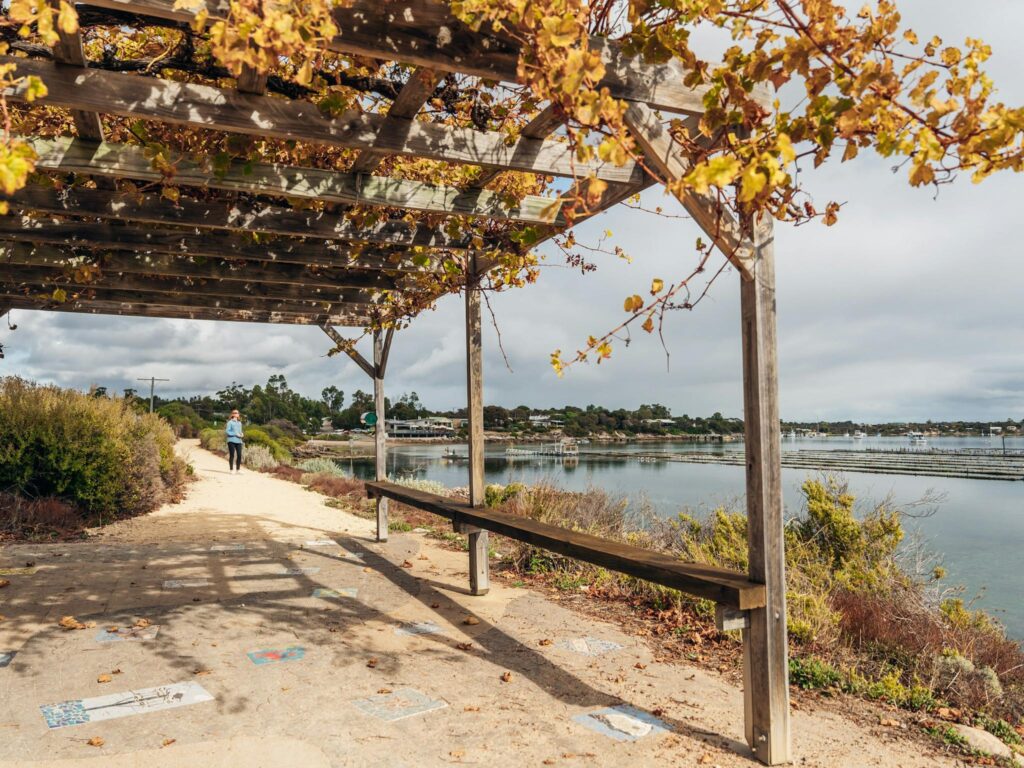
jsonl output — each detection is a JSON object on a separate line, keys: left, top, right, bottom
{"left": 581, "top": 448, "right": 1024, "bottom": 481}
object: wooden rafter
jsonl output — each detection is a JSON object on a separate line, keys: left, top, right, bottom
{"left": 78, "top": 0, "right": 737, "bottom": 115}
{"left": 26, "top": 136, "right": 569, "bottom": 226}
{"left": 0, "top": 243, "right": 399, "bottom": 290}
{"left": 471, "top": 104, "right": 564, "bottom": 189}
{"left": 623, "top": 102, "right": 755, "bottom": 280}
{"left": 4, "top": 185, "right": 488, "bottom": 250}
{"left": 4, "top": 57, "right": 644, "bottom": 186}
{"left": 0, "top": 280, "right": 372, "bottom": 316}
{"left": 0, "top": 219, "right": 443, "bottom": 273}
{"left": 1, "top": 296, "right": 368, "bottom": 325}
{"left": 349, "top": 67, "right": 444, "bottom": 175}
{"left": 2, "top": 266, "right": 378, "bottom": 308}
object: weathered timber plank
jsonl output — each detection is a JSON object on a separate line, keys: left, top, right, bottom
{"left": 321, "top": 324, "right": 376, "bottom": 379}
{"left": 0, "top": 242, "right": 397, "bottom": 289}
{"left": 0, "top": 281, "right": 372, "bottom": 315}
{"left": 1, "top": 296, "right": 367, "bottom": 325}
{"left": 739, "top": 213, "right": 791, "bottom": 764}
{"left": 5, "top": 185, "right": 486, "bottom": 249}
{"left": 78, "top": 0, "right": 751, "bottom": 114}
{"left": 464, "top": 255, "right": 488, "bottom": 594}
{"left": 623, "top": 102, "right": 755, "bottom": 280}
{"left": 365, "top": 480, "right": 766, "bottom": 609}
{"left": 50, "top": 24, "right": 105, "bottom": 141}
{"left": 472, "top": 104, "right": 563, "bottom": 189}
{"left": 1, "top": 263, "right": 380, "bottom": 305}
{"left": 25, "top": 136, "right": 569, "bottom": 225}
{"left": 4, "top": 57, "right": 643, "bottom": 185}
{"left": 373, "top": 329, "right": 389, "bottom": 542}
{"left": 0, "top": 218, "right": 435, "bottom": 273}
{"left": 349, "top": 67, "right": 444, "bottom": 175}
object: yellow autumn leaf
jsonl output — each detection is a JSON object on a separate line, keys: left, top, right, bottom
{"left": 776, "top": 133, "right": 796, "bottom": 163}
{"left": 57, "top": 1, "right": 78, "bottom": 34}
{"left": 738, "top": 165, "right": 767, "bottom": 202}
{"left": 650, "top": 278, "right": 664, "bottom": 294}
{"left": 685, "top": 156, "right": 741, "bottom": 194}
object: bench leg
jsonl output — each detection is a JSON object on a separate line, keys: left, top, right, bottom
{"left": 468, "top": 530, "right": 489, "bottom": 595}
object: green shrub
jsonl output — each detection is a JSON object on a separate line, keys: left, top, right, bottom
{"left": 199, "top": 427, "right": 226, "bottom": 453}
{"left": 241, "top": 426, "right": 291, "bottom": 461}
{"left": 0, "top": 377, "right": 187, "bottom": 528}
{"left": 485, "top": 482, "right": 524, "bottom": 507}
{"left": 156, "top": 402, "right": 206, "bottom": 438}
{"left": 789, "top": 656, "right": 841, "bottom": 690}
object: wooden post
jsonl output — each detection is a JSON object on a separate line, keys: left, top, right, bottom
{"left": 465, "top": 258, "right": 489, "bottom": 595}
{"left": 373, "top": 329, "right": 388, "bottom": 542}
{"left": 740, "top": 212, "right": 791, "bottom": 765}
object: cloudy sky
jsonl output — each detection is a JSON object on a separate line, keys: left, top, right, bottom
{"left": 2, "top": 1, "right": 1022, "bottom": 422}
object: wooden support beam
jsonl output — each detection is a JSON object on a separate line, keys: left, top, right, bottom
{"left": 0, "top": 242, "right": 399, "bottom": 290}
{"left": 320, "top": 324, "right": 376, "bottom": 379}
{"left": 377, "top": 326, "right": 395, "bottom": 379}
{"left": 0, "top": 282, "right": 372, "bottom": 316}
{"left": 373, "top": 329, "right": 388, "bottom": 542}
{"left": 739, "top": 212, "right": 790, "bottom": 765}
{"left": 25, "top": 136, "right": 570, "bottom": 226}
{"left": 472, "top": 104, "right": 563, "bottom": 189}
{"left": 623, "top": 102, "right": 756, "bottom": 280}
{"left": 50, "top": 20, "right": 104, "bottom": 142}
{"left": 5, "top": 185, "right": 487, "bottom": 250}
{"left": 4, "top": 57, "right": 644, "bottom": 186}
{"left": 77, "top": 0, "right": 719, "bottom": 114}
{"left": 1, "top": 296, "right": 368, "bottom": 325}
{"left": 2, "top": 264, "right": 379, "bottom": 306}
{"left": 464, "top": 255, "right": 489, "bottom": 595}
{"left": 349, "top": 68, "right": 444, "bottom": 175}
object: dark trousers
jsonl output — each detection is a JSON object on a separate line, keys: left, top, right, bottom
{"left": 228, "top": 442, "right": 243, "bottom": 470}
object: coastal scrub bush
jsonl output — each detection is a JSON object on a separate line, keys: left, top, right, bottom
{"left": 0, "top": 377, "right": 188, "bottom": 533}
{"left": 240, "top": 427, "right": 291, "bottom": 462}
{"left": 156, "top": 402, "right": 206, "bottom": 438}
{"left": 296, "top": 457, "right": 347, "bottom": 476}
{"left": 199, "top": 427, "right": 226, "bottom": 453}
{"left": 300, "top": 471, "right": 365, "bottom": 499}
{"left": 243, "top": 444, "right": 279, "bottom": 471}
{"left": 491, "top": 475, "right": 1024, "bottom": 721}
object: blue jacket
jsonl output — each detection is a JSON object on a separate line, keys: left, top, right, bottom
{"left": 225, "top": 419, "right": 244, "bottom": 444}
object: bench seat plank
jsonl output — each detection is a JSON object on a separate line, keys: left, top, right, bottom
{"left": 365, "top": 480, "right": 765, "bottom": 610}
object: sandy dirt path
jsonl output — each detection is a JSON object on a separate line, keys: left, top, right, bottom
{"left": 0, "top": 441, "right": 965, "bottom": 767}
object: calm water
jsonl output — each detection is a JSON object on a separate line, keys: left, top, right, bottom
{"left": 338, "top": 436, "right": 1024, "bottom": 638}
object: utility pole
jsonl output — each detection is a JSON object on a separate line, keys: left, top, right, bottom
{"left": 137, "top": 376, "right": 170, "bottom": 413}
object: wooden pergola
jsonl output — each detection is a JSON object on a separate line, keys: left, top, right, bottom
{"left": 0, "top": 1, "right": 789, "bottom": 762}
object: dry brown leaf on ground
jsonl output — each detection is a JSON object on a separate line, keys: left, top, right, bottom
{"left": 59, "top": 615, "right": 86, "bottom": 631}
{"left": 161, "top": 738, "right": 176, "bottom": 747}
{"left": 0, "top": 579, "right": 9, "bottom": 589}
{"left": 463, "top": 616, "right": 480, "bottom": 626}
{"left": 97, "top": 674, "right": 112, "bottom": 683}
{"left": 377, "top": 688, "right": 391, "bottom": 694}
{"left": 430, "top": 602, "right": 440, "bottom": 609}
{"left": 363, "top": 567, "right": 373, "bottom": 573}
{"left": 133, "top": 618, "right": 151, "bottom": 628}
{"left": 401, "top": 560, "right": 414, "bottom": 568}
{"left": 500, "top": 671, "right": 513, "bottom": 683}
{"left": 463, "top": 706, "right": 480, "bottom": 712}
{"left": 366, "top": 657, "right": 379, "bottom": 668}
{"left": 634, "top": 662, "right": 647, "bottom": 670}
{"left": 456, "top": 642, "right": 473, "bottom": 651}
{"left": 193, "top": 669, "right": 212, "bottom": 676}
{"left": 450, "top": 749, "right": 465, "bottom": 759}
{"left": 86, "top": 737, "right": 104, "bottom": 747}
{"left": 538, "top": 638, "right": 553, "bottom": 646}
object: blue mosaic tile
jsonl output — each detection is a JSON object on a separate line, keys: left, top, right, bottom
{"left": 555, "top": 637, "right": 623, "bottom": 656}
{"left": 0, "top": 651, "right": 15, "bottom": 668}
{"left": 394, "top": 621, "right": 443, "bottom": 637}
{"left": 40, "top": 700, "right": 90, "bottom": 729}
{"left": 282, "top": 567, "right": 320, "bottom": 576}
{"left": 352, "top": 687, "right": 447, "bottom": 722}
{"left": 572, "top": 705, "right": 670, "bottom": 742}
{"left": 247, "top": 646, "right": 305, "bottom": 665}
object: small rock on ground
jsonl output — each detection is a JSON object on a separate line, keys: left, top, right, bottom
{"left": 951, "top": 724, "right": 1013, "bottom": 759}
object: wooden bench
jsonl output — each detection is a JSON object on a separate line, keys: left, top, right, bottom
{"left": 365, "top": 480, "right": 765, "bottom": 610}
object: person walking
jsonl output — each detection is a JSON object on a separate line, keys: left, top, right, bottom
{"left": 226, "top": 409, "right": 244, "bottom": 473}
